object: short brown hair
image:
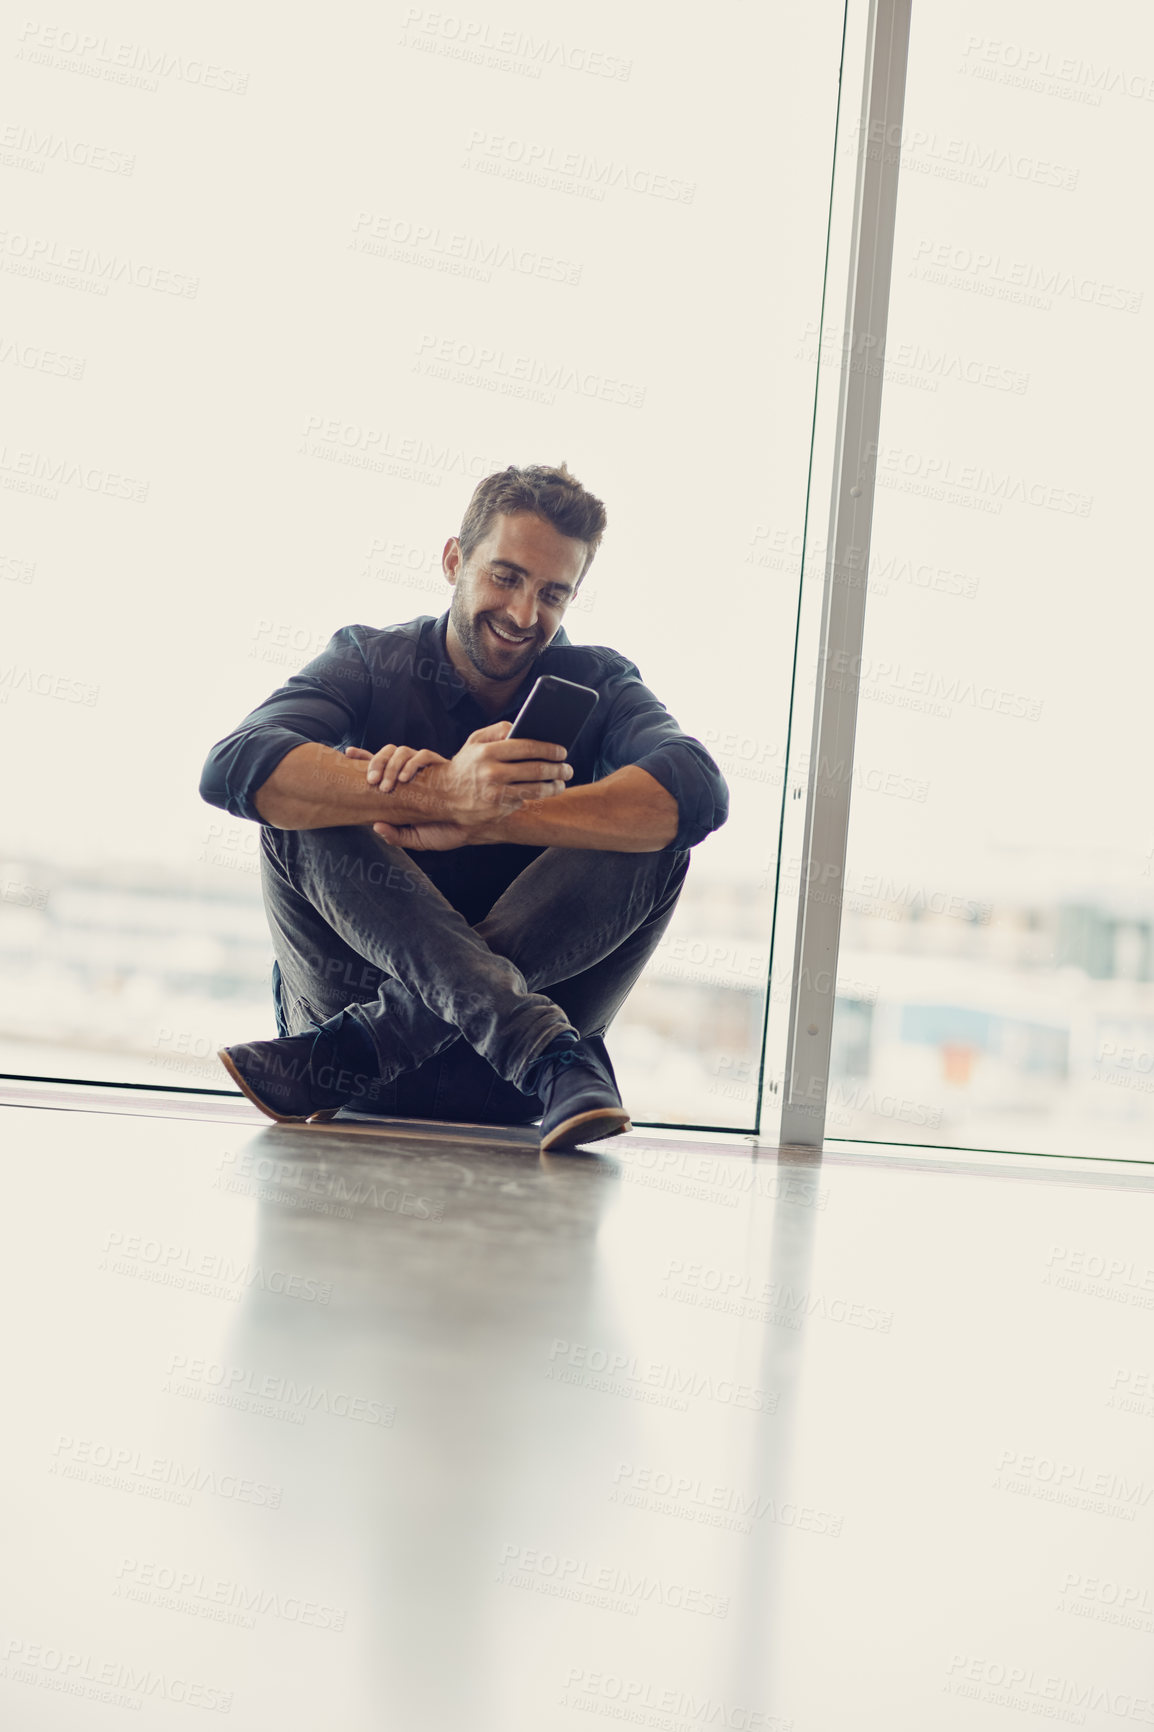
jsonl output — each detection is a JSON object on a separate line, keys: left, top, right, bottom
{"left": 457, "top": 462, "right": 607, "bottom": 579}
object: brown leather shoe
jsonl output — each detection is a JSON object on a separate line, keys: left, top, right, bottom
{"left": 218, "top": 1029, "right": 371, "bottom": 1123}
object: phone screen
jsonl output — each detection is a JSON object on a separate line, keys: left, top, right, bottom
{"left": 506, "top": 676, "right": 599, "bottom": 753}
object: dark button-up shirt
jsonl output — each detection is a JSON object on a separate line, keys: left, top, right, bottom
{"left": 199, "top": 612, "right": 729, "bottom": 923}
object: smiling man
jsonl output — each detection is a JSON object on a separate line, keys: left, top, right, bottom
{"left": 199, "top": 463, "right": 729, "bottom": 1151}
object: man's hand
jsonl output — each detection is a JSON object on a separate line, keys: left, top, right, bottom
{"left": 344, "top": 743, "right": 449, "bottom": 791}
{"left": 347, "top": 722, "right": 572, "bottom": 850}
{"left": 432, "top": 720, "right": 572, "bottom": 823}
{"left": 370, "top": 817, "right": 479, "bottom": 851}
{"left": 342, "top": 746, "right": 471, "bottom": 849}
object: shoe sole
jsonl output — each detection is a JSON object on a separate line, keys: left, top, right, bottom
{"left": 218, "top": 1050, "right": 341, "bottom": 1126}
{"left": 540, "top": 1107, "right": 631, "bottom": 1154}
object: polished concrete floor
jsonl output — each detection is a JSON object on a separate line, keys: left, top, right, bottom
{"left": 2, "top": 1081, "right": 1153, "bottom": 1730}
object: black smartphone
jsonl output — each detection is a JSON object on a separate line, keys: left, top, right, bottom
{"left": 506, "top": 675, "right": 599, "bottom": 754}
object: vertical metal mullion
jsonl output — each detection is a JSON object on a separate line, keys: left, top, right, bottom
{"left": 778, "top": 0, "right": 912, "bottom": 1149}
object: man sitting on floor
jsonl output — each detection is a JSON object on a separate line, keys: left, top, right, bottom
{"left": 199, "top": 462, "right": 729, "bottom": 1151}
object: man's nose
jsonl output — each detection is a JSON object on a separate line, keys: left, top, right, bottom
{"left": 506, "top": 590, "right": 538, "bottom": 632}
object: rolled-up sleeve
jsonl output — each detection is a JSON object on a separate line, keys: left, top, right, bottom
{"left": 199, "top": 627, "right": 371, "bottom": 822}
{"left": 594, "top": 666, "right": 730, "bottom": 851}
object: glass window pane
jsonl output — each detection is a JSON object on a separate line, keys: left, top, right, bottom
{"left": 1, "top": 4, "right": 846, "bottom": 1127}
{"left": 830, "top": 0, "right": 1154, "bottom": 1156}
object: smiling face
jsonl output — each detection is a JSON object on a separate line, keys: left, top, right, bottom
{"left": 443, "top": 511, "right": 588, "bottom": 706}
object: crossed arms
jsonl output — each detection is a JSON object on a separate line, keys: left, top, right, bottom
{"left": 253, "top": 722, "right": 680, "bottom": 853}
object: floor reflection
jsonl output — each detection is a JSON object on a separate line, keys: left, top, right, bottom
{"left": 3, "top": 1096, "right": 1153, "bottom": 1731}
{"left": 218, "top": 1122, "right": 624, "bottom": 1727}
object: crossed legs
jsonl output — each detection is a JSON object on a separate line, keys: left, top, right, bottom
{"left": 258, "top": 825, "right": 689, "bottom": 1120}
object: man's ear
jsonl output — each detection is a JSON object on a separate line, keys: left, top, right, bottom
{"left": 443, "top": 537, "right": 461, "bottom": 583}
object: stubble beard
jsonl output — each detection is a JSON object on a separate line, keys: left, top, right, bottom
{"left": 450, "top": 590, "right": 540, "bottom": 684}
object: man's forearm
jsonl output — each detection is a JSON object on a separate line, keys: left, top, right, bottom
{"left": 470, "top": 766, "right": 679, "bottom": 852}
{"left": 254, "top": 743, "right": 458, "bottom": 829}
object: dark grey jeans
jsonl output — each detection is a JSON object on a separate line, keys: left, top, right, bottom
{"left": 258, "top": 825, "right": 690, "bottom": 1124}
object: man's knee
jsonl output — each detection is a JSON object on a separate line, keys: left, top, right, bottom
{"left": 662, "top": 847, "right": 691, "bottom": 886}
{"left": 626, "top": 846, "right": 690, "bottom": 914}
{"left": 550, "top": 843, "right": 689, "bottom": 891}
{"left": 476, "top": 845, "right": 689, "bottom": 961}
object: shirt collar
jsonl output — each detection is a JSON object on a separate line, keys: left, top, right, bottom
{"left": 426, "top": 611, "right": 572, "bottom": 713}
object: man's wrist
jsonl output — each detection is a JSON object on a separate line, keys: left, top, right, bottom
{"left": 376, "top": 766, "right": 458, "bottom": 827}
{"left": 461, "top": 804, "right": 518, "bottom": 845}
